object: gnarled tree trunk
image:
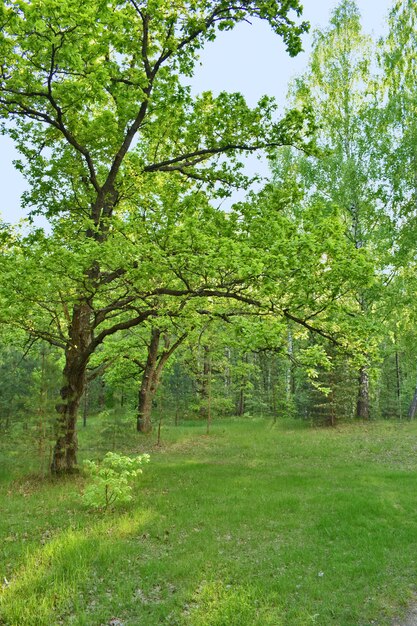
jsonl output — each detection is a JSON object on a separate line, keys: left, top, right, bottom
{"left": 137, "top": 386, "right": 154, "bottom": 433}
{"left": 51, "top": 302, "right": 93, "bottom": 474}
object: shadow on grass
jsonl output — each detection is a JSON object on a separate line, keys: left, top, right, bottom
{"left": 0, "top": 508, "right": 155, "bottom": 626}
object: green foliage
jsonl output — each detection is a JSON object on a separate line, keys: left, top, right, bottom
{"left": 0, "top": 0, "right": 315, "bottom": 474}
{"left": 82, "top": 451, "right": 150, "bottom": 511}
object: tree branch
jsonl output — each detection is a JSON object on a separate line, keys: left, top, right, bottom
{"left": 91, "top": 309, "right": 157, "bottom": 350}
{"left": 283, "top": 309, "right": 341, "bottom": 346}
{"left": 142, "top": 141, "right": 290, "bottom": 174}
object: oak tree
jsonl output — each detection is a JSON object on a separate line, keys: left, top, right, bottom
{"left": 0, "top": 0, "right": 310, "bottom": 472}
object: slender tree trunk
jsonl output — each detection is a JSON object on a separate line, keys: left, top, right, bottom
{"left": 157, "top": 416, "right": 162, "bottom": 445}
{"left": 290, "top": 366, "right": 296, "bottom": 396}
{"left": 328, "top": 371, "right": 336, "bottom": 427}
{"left": 350, "top": 204, "right": 370, "bottom": 421}
{"left": 395, "top": 350, "right": 402, "bottom": 418}
{"left": 356, "top": 366, "right": 370, "bottom": 420}
{"left": 406, "top": 148, "right": 417, "bottom": 414}
{"left": 236, "top": 352, "right": 248, "bottom": 416}
{"left": 98, "top": 379, "right": 106, "bottom": 409}
{"left": 51, "top": 303, "right": 93, "bottom": 474}
{"left": 206, "top": 360, "right": 212, "bottom": 434}
{"left": 37, "top": 346, "right": 47, "bottom": 458}
{"left": 287, "top": 329, "right": 296, "bottom": 401}
{"left": 407, "top": 360, "right": 417, "bottom": 419}
{"left": 137, "top": 329, "right": 161, "bottom": 433}
{"left": 224, "top": 348, "right": 231, "bottom": 391}
{"left": 199, "top": 345, "right": 210, "bottom": 418}
{"left": 408, "top": 387, "right": 417, "bottom": 420}
{"left": 236, "top": 386, "right": 245, "bottom": 416}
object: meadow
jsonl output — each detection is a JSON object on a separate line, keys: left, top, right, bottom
{"left": 1, "top": 416, "right": 417, "bottom": 625}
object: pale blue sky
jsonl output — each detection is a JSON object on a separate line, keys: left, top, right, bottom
{"left": 0, "top": 0, "right": 393, "bottom": 224}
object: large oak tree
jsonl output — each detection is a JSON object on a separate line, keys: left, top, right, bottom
{"left": 0, "top": 0, "right": 311, "bottom": 473}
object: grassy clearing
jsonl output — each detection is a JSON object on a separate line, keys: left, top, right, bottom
{"left": 1, "top": 416, "right": 417, "bottom": 625}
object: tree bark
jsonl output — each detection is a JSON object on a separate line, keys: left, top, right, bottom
{"left": 137, "top": 328, "right": 161, "bottom": 433}
{"left": 98, "top": 378, "right": 106, "bottom": 409}
{"left": 356, "top": 365, "right": 370, "bottom": 420}
{"left": 395, "top": 349, "right": 402, "bottom": 418}
{"left": 37, "top": 346, "right": 47, "bottom": 457}
{"left": 287, "top": 329, "right": 296, "bottom": 398}
{"left": 235, "top": 352, "right": 248, "bottom": 416}
{"left": 82, "top": 384, "right": 88, "bottom": 428}
{"left": 408, "top": 387, "right": 417, "bottom": 419}
{"left": 51, "top": 302, "right": 93, "bottom": 474}
{"left": 198, "top": 345, "right": 211, "bottom": 418}
{"left": 137, "top": 381, "right": 155, "bottom": 433}
{"left": 137, "top": 328, "right": 186, "bottom": 433}
{"left": 407, "top": 362, "right": 417, "bottom": 419}
{"left": 236, "top": 386, "right": 245, "bottom": 416}
{"left": 206, "top": 361, "right": 212, "bottom": 434}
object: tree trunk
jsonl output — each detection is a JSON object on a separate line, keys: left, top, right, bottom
{"left": 408, "top": 386, "right": 417, "bottom": 419}
{"left": 407, "top": 357, "right": 417, "bottom": 419}
{"left": 206, "top": 361, "right": 212, "bottom": 434}
{"left": 395, "top": 350, "right": 402, "bottom": 418}
{"left": 408, "top": 364, "right": 417, "bottom": 420}
{"left": 51, "top": 354, "right": 86, "bottom": 473}
{"left": 82, "top": 384, "right": 88, "bottom": 428}
{"left": 137, "top": 382, "right": 155, "bottom": 433}
{"left": 137, "top": 329, "right": 161, "bottom": 433}
{"left": 356, "top": 366, "right": 370, "bottom": 420}
{"left": 198, "top": 345, "right": 210, "bottom": 418}
{"left": 37, "top": 346, "right": 47, "bottom": 458}
{"left": 287, "top": 329, "right": 296, "bottom": 398}
{"left": 51, "top": 303, "right": 93, "bottom": 474}
{"left": 137, "top": 328, "right": 186, "bottom": 433}
{"left": 236, "top": 386, "right": 245, "bottom": 416}
{"left": 235, "top": 352, "right": 248, "bottom": 416}
{"left": 98, "top": 378, "right": 106, "bottom": 409}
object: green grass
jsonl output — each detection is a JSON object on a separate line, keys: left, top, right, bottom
{"left": 1, "top": 416, "right": 417, "bottom": 625}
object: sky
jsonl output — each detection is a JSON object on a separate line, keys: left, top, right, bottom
{"left": 0, "top": 0, "right": 393, "bottom": 224}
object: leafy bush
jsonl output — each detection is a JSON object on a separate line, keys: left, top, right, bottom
{"left": 82, "top": 452, "right": 150, "bottom": 511}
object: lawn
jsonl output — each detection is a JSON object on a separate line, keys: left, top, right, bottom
{"left": 1, "top": 416, "right": 417, "bottom": 625}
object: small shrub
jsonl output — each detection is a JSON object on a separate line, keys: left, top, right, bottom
{"left": 82, "top": 452, "right": 150, "bottom": 511}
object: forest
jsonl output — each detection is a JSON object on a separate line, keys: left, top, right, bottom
{"left": 2, "top": 0, "right": 417, "bottom": 624}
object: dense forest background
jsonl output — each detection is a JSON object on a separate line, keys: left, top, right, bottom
{"left": 1, "top": 0, "right": 417, "bottom": 473}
